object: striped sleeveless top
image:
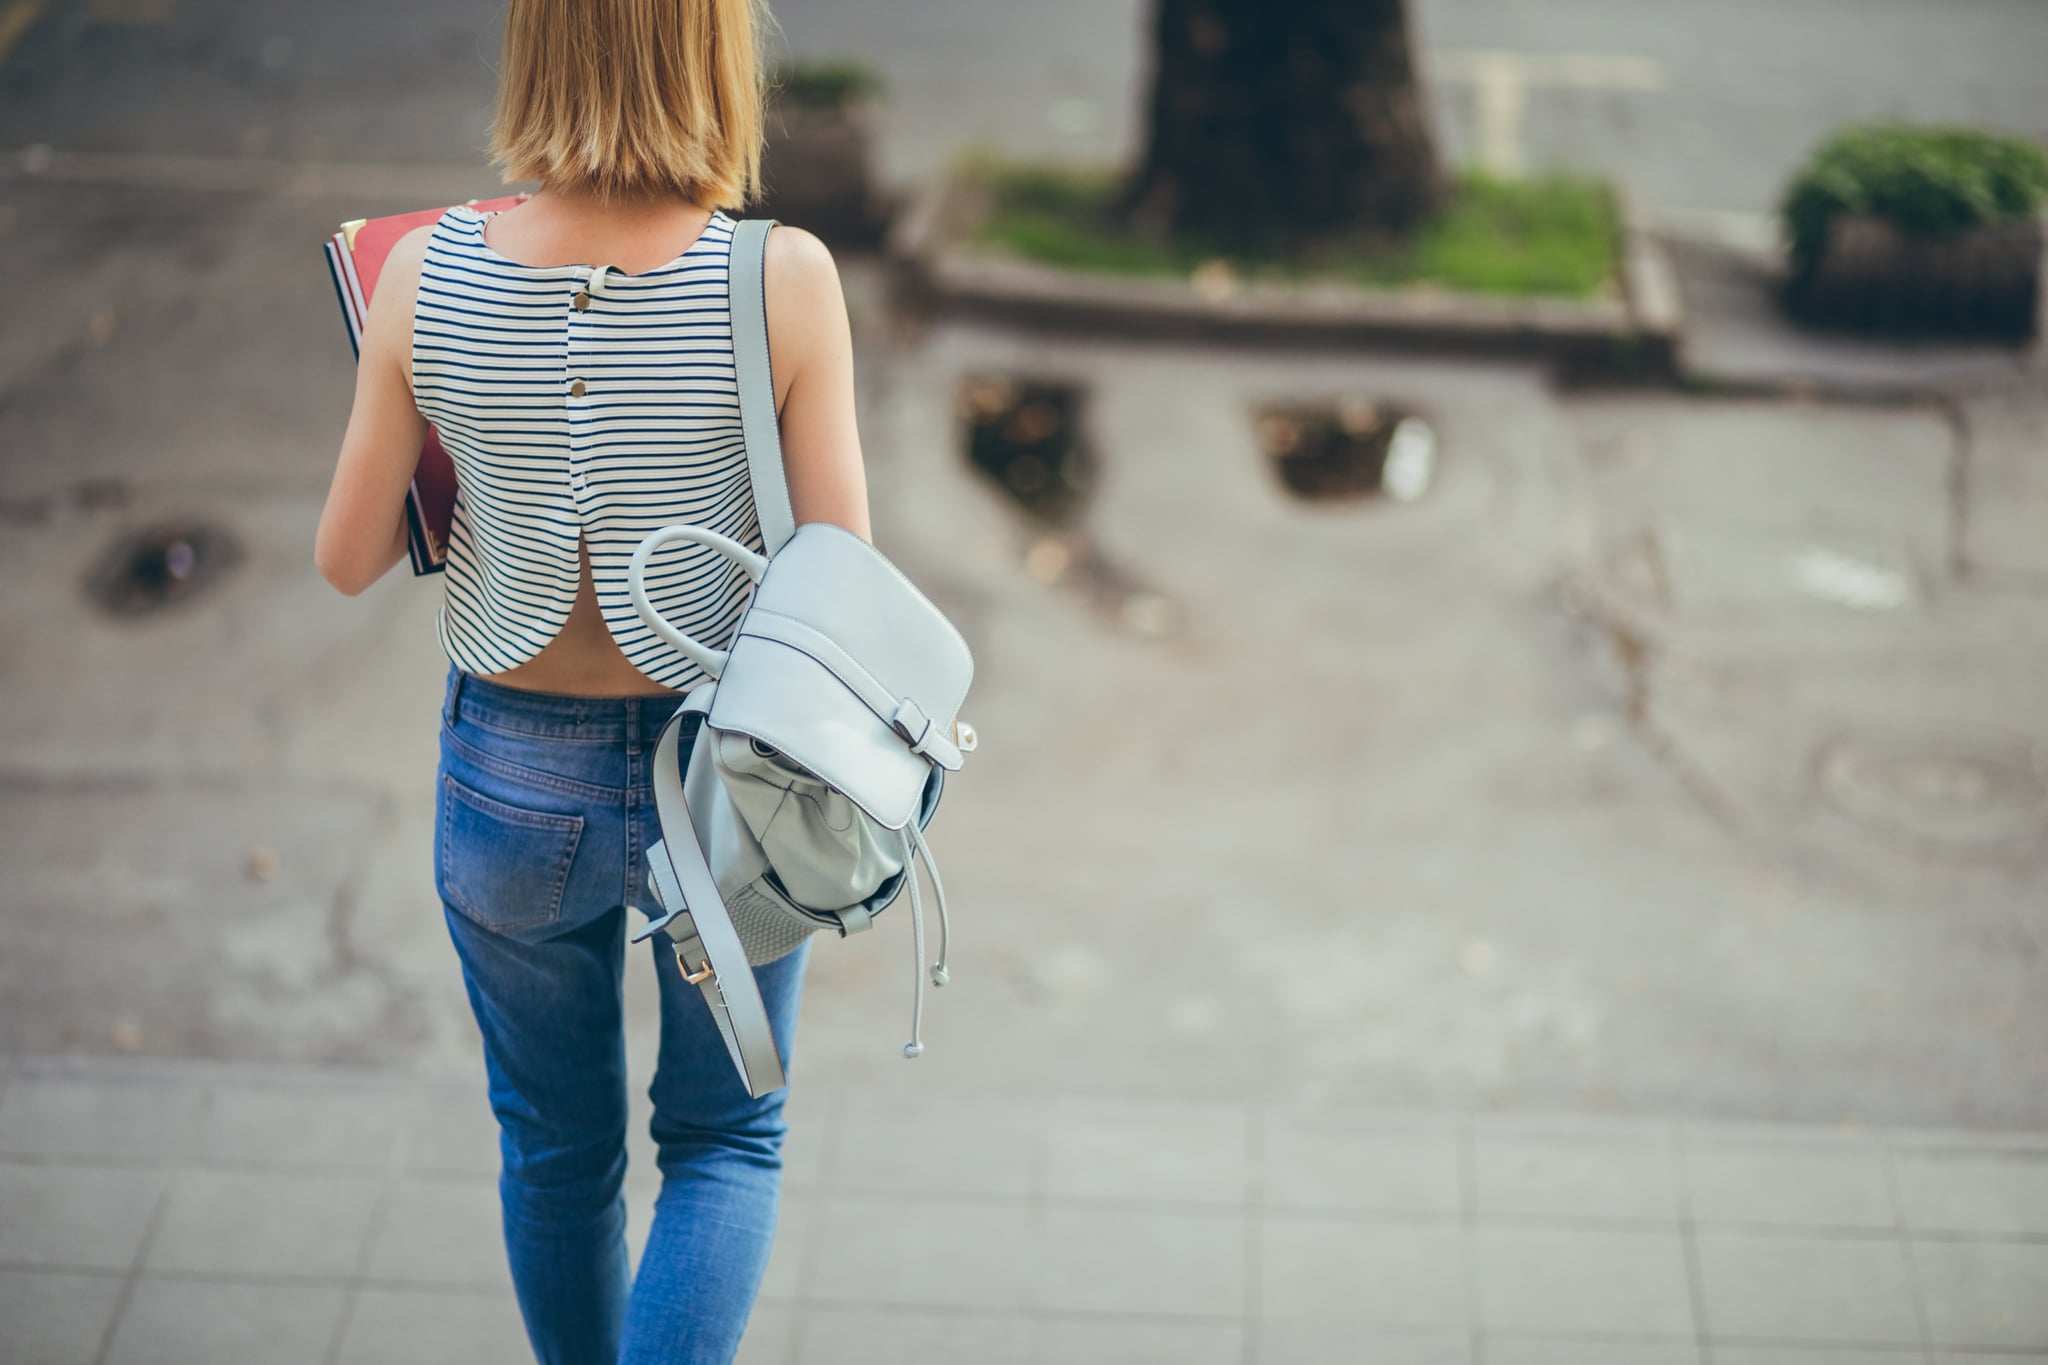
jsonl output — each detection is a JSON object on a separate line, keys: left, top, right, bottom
{"left": 411, "top": 204, "right": 760, "bottom": 692}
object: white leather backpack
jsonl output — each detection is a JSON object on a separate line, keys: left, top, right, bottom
{"left": 626, "top": 219, "right": 977, "bottom": 1098}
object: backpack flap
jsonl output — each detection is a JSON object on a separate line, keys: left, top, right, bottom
{"left": 706, "top": 523, "right": 973, "bottom": 831}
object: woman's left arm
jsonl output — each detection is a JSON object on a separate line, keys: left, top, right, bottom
{"left": 764, "top": 226, "right": 872, "bottom": 540}
{"left": 314, "top": 225, "right": 433, "bottom": 596}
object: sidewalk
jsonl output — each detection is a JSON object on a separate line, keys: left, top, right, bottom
{"left": 3, "top": 1054, "right": 2046, "bottom": 1365}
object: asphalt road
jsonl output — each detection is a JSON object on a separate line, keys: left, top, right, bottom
{"left": 6, "top": 0, "right": 2046, "bottom": 218}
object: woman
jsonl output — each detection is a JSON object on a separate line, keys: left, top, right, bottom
{"left": 314, "top": 1, "right": 866, "bottom": 1360}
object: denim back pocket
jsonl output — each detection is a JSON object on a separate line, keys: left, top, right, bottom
{"left": 437, "top": 775, "right": 585, "bottom": 937}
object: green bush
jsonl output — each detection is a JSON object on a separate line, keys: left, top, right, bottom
{"left": 1781, "top": 123, "right": 2048, "bottom": 267}
{"left": 772, "top": 59, "right": 883, "bottom": 111}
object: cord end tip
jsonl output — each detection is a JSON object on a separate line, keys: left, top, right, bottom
{"left": 901, "top": 1041, "right": 924, "bottom": 1060}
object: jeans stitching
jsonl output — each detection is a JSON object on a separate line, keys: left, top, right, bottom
{"left": 442, "top": 722, "right": 627, "bottom": 802}
{"left": 457, "top": 710, "right": 629, "bottom": 745}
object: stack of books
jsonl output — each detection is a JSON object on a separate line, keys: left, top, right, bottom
{"left": 322, "top": 195, "right": 526, "bottom": 574}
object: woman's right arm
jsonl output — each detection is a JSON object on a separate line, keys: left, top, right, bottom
{"left": 315, "top": 225, "right": 433, "bottom": 595}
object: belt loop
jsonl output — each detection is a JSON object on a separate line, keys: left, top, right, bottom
{"left": 625, "top": 695, "right": 641, "bottom": 752}
{"left": 444, "top": 671, "right": 467, "bottom": 727}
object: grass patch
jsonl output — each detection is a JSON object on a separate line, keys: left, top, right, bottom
{"left": 967, "top": 160, "right": 1621, "bottom": 298}
{"left": 771, "top": 59, "right": 884, "bottom": 111}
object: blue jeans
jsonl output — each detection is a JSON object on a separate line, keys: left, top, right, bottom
{"left": 434, "top": 668, "right": 808, "bottom": 1365}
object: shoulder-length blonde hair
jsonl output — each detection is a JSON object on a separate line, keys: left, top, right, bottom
{"left": 489, "top": 0, "right": 770, "bottom": 207}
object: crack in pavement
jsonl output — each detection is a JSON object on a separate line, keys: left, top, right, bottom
{"left": 1559, "top": 570, "right": 1748, "bottom": 837}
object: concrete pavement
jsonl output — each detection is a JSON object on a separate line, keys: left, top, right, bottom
{"left": 4, "top": 1054, "right": 2047, "bottom": 1364}
{"left": 4, "top": 0, "right": 2048, "bottom": 1359}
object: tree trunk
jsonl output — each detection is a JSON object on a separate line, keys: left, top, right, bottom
{"left": 1125, "top": 0, "right": 1444, "bottom": 253}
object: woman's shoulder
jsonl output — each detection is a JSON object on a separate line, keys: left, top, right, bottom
{"left": 762, "top": 221, "right": 832, "bottom": 270}
{"left": 761, "top": 223, "right": 841, "bottom": 306}
{"left": 384, "top": 222, "right": 439, "bottom": 287}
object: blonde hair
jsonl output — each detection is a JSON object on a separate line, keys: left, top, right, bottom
{"left": 489, "top": 0, "right": 770, "bottom": 207}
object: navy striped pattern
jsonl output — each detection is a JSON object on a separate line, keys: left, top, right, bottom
{"left": 412, "top": 205, "right": 759, "bottom": 691}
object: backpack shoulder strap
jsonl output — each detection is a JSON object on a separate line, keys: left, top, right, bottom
{"left": 633, "top": 705, "right": 788, "bottom": 1097}
{"left": 727, "top": 217, "right": 796, "bottom": 556}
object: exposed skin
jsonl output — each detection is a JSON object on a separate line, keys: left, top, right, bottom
{"left": 314, "top": 186, "right": 872, "bottom": 697}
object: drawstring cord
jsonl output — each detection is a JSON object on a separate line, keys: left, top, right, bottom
{"left": 911, "top": 821, "right": 951, "bottom": 986}
{"left": 899, "top": 821, "right": 952, "bottom": 1060}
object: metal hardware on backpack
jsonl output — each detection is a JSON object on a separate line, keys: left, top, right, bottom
{"left": 625, "top": 218, "right": 977, "bottom": 1098}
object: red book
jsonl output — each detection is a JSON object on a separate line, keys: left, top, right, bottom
{"left": 323, "top": 195, "right": 527, "bottom": 575}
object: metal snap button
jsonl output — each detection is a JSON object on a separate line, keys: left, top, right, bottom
{"left": 569, "top": 379, "right": 587, "bottom": 397}
{"left": 573, "top": 292, "right": 590, "bottom": 311}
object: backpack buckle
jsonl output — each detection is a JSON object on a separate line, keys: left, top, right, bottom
{"left": 890, "top": 699, "right": 934, "bottom": 749}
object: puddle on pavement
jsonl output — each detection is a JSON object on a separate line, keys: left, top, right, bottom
{"left": 955, "top": 373, "right": 1178, "bottom": 638}
{"left": 1817, "top": 727, "right": 2048, "bottom": 851}
{"left": 86, "top": 520, "right": 240, "bottom": 617}
{"left": 958, "top": 375, "right": 1094, "bottom": 526}
{"left": 1255, "top": 399, "right": 1436, "bottom": 503}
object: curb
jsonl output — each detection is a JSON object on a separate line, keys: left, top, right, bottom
{"left": 1649, "top": 227, "right": 2048, "bottom": 405}
{"left": 889, "top": 173, "right": 1685, "bottom": 379}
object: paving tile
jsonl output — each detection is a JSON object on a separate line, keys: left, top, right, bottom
{"left": 103, "top": 1279, "right": 345, "bottom": 1365}
{"left": 0, "top": 1076, "right": 204, "bottom": 1161}
{"left": 1891, "top": 1127, "right": 2048, "bottom": 1155}
{"left": 1033, "top": 1315, "right": 1244, "bottom": 1365}
{"left": 776, "top": 1094, "right": 832, "bottom": 1192}
{"left": 624, "top": 1161, "right": 659, "bottom": 1269}
{"left": 365, "top": 1178, "right": 508, "bottom": 1288}
{"left": 1485, "top": 1338, "right": 1701, "bottom": 1365}
{"left": 0, "top": 1165, "right": 165, "bottom": 1269}
{"left": 1474, "top": 1226, "right": 1694, "bottom": 1335}
{"left": 1915, "top": 1241, "right": 2048, "bottom": 1350}
{"left": 1259, "top": 1215, "right": 1465, "bottom": 1328}
{"left": 808, "top": 1196, "right": 1031, "bottom": 1310}
{"left": 334, "top": 1287, "right": 530, "bottom": 1365}
{"left": 195, "top": 1083, "right": 406, "bottom": 1170}
{"left": 758, "top": 1194, "right": 812, "bottom": 1300}
{"left": 1693, "top": 1231, "right": 1920, "bottom": 1344}
{"left": 828, "top": 1095, "right": 1041, "bottom": 1199}
{"left": 1684, "top": 1135, "right": 1896, "bottom": 1229}
{"left": 1473, "top": 1129, "right": 1682, "bottom": 1223}
{"left": 1258, "top": 1112, "right": 1462, "bottom": 1215}
{"left": 1714, "top": 1350, "right": 1921, "bottom": 1364}
{"left": 793, "top": 1305, "right": 1032, "bottom": 1365}
{"left": 1893, "top": 1147, "right": 2048, "bottom": 1235}
{"left": 734, "top": 1300, "right": 796, "bottom": 1365}
{"left": 1042, "top": 1099, "right": 1247, "bottom": 1206}
{"left": 1256, "top": 1321, "right": 1470, "bottom": 1365}
{"left": 1033, "top": 1206, "right": 1245, "bottom": 1317}
{"left": 145, "top": 1170, "right": 380, "bottom": 1278}
{"left": 401, "top": 1086, "right": 501, "bottom": 1175}
{"left": 0, "top": 1269, "right": 125, "bottom": 1365}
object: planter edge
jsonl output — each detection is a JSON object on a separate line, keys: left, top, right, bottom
{"left": 891, "top": 172, "right": 1684, "bottom": 377}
